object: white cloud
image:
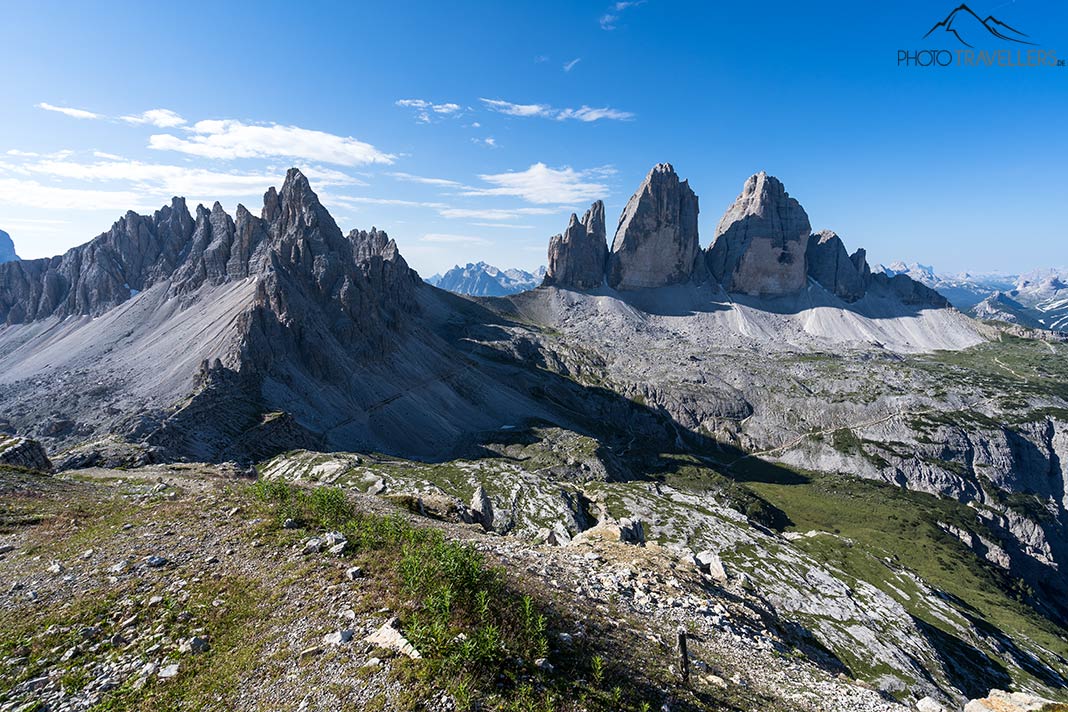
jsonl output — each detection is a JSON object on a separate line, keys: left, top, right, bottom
{"left": 387, "top": 172, "right": 465, "bottom": 188}
{"left": 472, "top": 137, "right": 497, "bottom": 148}
{"left": 556, "top": 106, "right": 634, "bottom": 122}
{"left": 0, "top": 178, "right": 143, "bottom": 211}
{"left": 420, "top": 233, "right": 491, "bottom": 245}
{"left": 563, "top": 58, "right": 582, "bottom": 72}
{"left": 36, "top": 102, "right": 100, "bottom": 120}
{"left": 480, "top": 98, "right": 555, "bottom": 118}
{"left": 601, "top": 0, "right": 644, "bottom": 29}
{"left": 329, "top": 195, "right": 449, "bottom": 209}
{"left": 92, "top": 151, "right": 124, "bottom": 161}
{"left": 439, "top": 206, "right": 558, "bottom": 221}
{"left": 121, "top": 109, "right": 186, "bottom": 128}
{"left": 395, "top": 98, "right": 463, "bottom": 123}
{"left": 464, "top": 163, "right": 608, "bottom": 204}
{"left": 480, "top": 98, "right": 632, "bottom": 122}
{"left": 470, "top": 222, "right": 535, "bottom": 229}
{"left": 148, "top": 120, "right": 394, "bottom": 166}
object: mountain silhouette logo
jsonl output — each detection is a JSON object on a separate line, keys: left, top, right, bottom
{"left": 924, "top": 4, "right": 1037, "bottom": 48}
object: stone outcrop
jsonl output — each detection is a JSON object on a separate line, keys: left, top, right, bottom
{"left": 0, "top": 435, "right": 52, "bottom": 472}
{"left": 608, "top": 164, "right": 701, "bottom": 290}
{"left": 707, "top": 172, "right": 811, "bottom": 296}
{"left": 964, "top": 690, "right": 1057, "bottom": 712}
{"left": 0, "top": 229, "right": 18, "bottom": 264}
{"left": 544, "top": 201, "right": 607, "bottom": 289}
{"left": 806, "top": 230, "right": 867, "bottom": 302}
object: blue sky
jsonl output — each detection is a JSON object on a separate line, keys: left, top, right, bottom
{"left": 1, "top": 0, "right": 1065, "bottom": 276}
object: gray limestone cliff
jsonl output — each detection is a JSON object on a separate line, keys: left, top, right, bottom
{"left": 544, "top": 201, "right": 608, "bottom": 290}
{"left": 608, "top": 163, "right": 701, "bottom": 290}
{"left": 707, "top": 171, "right": 811, "bottom": 296}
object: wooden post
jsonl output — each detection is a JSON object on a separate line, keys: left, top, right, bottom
{"left": 677, "top": 626, "right": 690, "bottom": 686}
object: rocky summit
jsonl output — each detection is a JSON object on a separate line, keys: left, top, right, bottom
{"left": 707, "top": 171, "right": 811, "bottom": 296}
{"left": 608, "top": 163, "right": 702, "bottom": 290}
{"left": 806, "top": 230, "right": 868, "bottom": 302}
{"left": 542, "top": 164, "right": 947, "bottom": 311}
{"left": 1, "top": 167, "right": 1066, "bottom": 712}
{"left": 544, "top": 200, "right": 608, "bottom": 289}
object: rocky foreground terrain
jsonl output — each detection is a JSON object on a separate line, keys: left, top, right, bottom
{"left": 1, "top": 165, "right": 1067, "bottom": 710}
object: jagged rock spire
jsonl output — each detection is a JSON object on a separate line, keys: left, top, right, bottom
{"left": 707, "top": 172, "right": 811, "bottom": 296}
{"left": 807, "top": 230, "right": 867, "bottom": 302}
{"left": 608, "top": 163, "right": 701, "bottom": 290}
{"left": 544, "top": 200, "right": 608, "bottom": 290}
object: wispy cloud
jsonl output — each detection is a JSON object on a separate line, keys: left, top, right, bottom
{"left": 148, "top": 119, "right": 394, "bottom": 167}
{"left": 473, "top": 137, "right": 498, "bottom": 148}
{"left": 0, "top": 178, "right": 143, "bottom": 211}
{"left": 329, "top": 195, "right": 449, "bottom": 210}
{"left": 563, "top": 57, "right": 582, "bottom": 72}
{"left": 120, "top": 109, "right": 186, "bottom": 128}
{"left": 395, "top": 98, "right": 463, "bottom": 123}
{"left": 600, "top": 0, "right": 645, "bottom": 30}
{"left": 464, "top": 163, "right": 609, "bottom": 204}
{"left": 480, "top": 98, "right": 633, "bottom": 122}
{"left": 439, "top": 207, "right": 559, "bottom": 221}
{"left": 470, "top": 222, "right": 535, "bottom": 229}
{"left": 420, "top": 233, "right": 492, "bottom": 245}
{"left": 0, "top": 154, "right": 363, "bottom": 213}
{"left": 480, "top": 99, "right": 555, "bottom": 119}
{"left": 387, "top": 172, "right": 466, "bottom": 188}
{"left": 36, "top": 102, "right": 100, "bottom": 120}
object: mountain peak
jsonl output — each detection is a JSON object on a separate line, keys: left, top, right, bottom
{"left": 608, "top": 163, "right": 700, "bottom": 290}
{"left": 707, "top": 172, "right": 810, "bottom": 296}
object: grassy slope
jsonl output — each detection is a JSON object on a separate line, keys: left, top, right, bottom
{"left": 0, "top": 469, "right": 772, "bottom": 712}
{"left": 738, "top": 468, "right": 1068, "bottom": 697}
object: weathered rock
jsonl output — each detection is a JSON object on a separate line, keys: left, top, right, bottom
{"left": 707, "top": 172, "right": 811, "bottom": 296}
{"left": 806, "top": 231, "right": 866, "bottom": 302}
{"left": 695, "top": 550, "right": 727, "bottom": 582}
{"left": 178, "top": 636, "right": 210, "bottom": 654}
{"left": 322, "top": 629, "right": 354, "bottom": 646}
{"left": 916, "top": 696, "right": 948, "bottom": 712}
{"left": 469, "top": 484, "right": 495, "bottom": 531}
{"left": 570, "top": 517, "right": 645, "bottom": 546}
{"left": 364, "top": 617, "right": 421, "bottom": 659}
{"left": 964, "top": 689, "right": 1056, "bottom": 712}
{"left": 0, "top": 435, "right": 52, "bottom": 472}
{"left": 544, "top": 201, "right": 608, "bottom": 290}
{"left": 608, "top": 164, "right": 701, "bottom": 290}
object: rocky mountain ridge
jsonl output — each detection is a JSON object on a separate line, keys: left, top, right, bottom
{"left": 545, "top": 165, "right": 948, "bottom": 307}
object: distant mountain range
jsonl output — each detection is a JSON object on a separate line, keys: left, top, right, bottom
{"left": 0, "top": 229, "right": 19, "bottom": 264}
{"left": 879, "top": 262, "right": 1068, "bottom": 331}
{"left": 425, "top": 262, "right": 546, "bottom": 296}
